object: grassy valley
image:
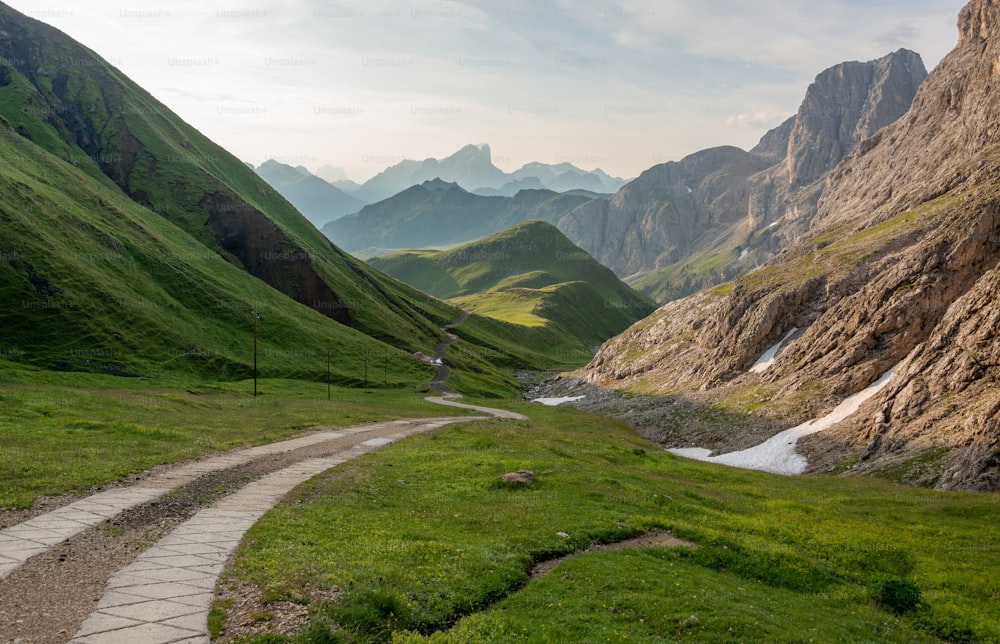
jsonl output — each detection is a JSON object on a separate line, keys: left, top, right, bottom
{"left": 0, "top": 3, "right": 997, "bottom": 643}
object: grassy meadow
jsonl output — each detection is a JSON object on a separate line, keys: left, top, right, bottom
{"left": 0, "top": 365, "right": 470, "bottom": 510}
{"left": 213, "top": 401, "right": 999, "bottom": 643}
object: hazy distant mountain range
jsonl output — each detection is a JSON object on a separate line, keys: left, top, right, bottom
{"left": 254, "top": 146, "right": 628, "bottom": 230}
{"left": 344, "top": 144, "right": 627, "bottom": 203}
{"left": 253, "top": 161, "right": 366, "bottom": 228}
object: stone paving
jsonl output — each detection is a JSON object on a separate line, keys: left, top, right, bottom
{"left": 0, "top": 421, "right": 433, "bottom": 582}
{"left": 0, "top": 391, "right": 527, "bottom": 643}
{"left": 68, "top": 417, "right": 482, "bottom": 642}
{"left": 0, "top": 426, "right": 363, "bottom": 582}
{"left": 0, "top": 488, "right": 168, "bottom": 580}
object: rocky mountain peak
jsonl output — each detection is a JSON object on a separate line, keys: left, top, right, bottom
{"left": 959, "top": 0, "right": 1000, "bottom": 43}
{"left": 578, "top": 1, "right": 1000, "bottom": 491}
{"left": 785, "top": 49, "right": 926, "bottom": 188}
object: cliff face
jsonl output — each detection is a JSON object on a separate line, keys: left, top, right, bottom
{"left": 560, "top": 50, "right": 926, "bottom": 301}
{"left": 558, "top": 147, "right": 770, "bottom": 278}
{"left": 746, "top": 50, "right": 927, "bottom": 245}
{"left": 581, "top": 1, "right": 1000, "bottom": 491}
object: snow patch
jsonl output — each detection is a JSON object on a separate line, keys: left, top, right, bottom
{"left": 532, "top": 396, "right": 585, "bottom": 407}
{"left": 739, "top": 249, "right": 749, "bottom": 261}
{"left": 668, "top": 369, "right": 895, "bottom": 475}
{"left": 749, "top": 328, "right": 798, "bottom": 374}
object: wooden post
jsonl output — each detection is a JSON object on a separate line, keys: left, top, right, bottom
{"left": 252, "top": 309, "right": 258, "bottom": 398}
{"left": 327, "top": 350, "right": 331, "bottom": 401}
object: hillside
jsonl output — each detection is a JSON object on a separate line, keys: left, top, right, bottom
{"left": 254, "top": 160, "right": 366, "bottom": 228}
{"left": 0, "top": 116, "right": 431, "bottom": 384}
{"left": 370, "top": 221, "right": 656, "bottom": 361}
{"left": 324, "top": 181, "right": 595, "bottom": 257}
{"left": 576, "top": 2, "right": 1000, "bottom": 491}
{"left": 0, "top": 2, "right": 462, "bottom": 359}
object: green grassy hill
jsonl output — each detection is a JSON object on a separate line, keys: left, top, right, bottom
{"left": 0, "top": 118, "right": 433, "bottom": 385}
{"left": 369, "top": 221, "right": 656, "bottom": 370}
{"left": 0, "top": 2, "right": 453, "bottom": 357}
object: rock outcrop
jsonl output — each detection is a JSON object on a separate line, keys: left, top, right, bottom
{"left": 581, "top": 1, "right": 1000, "bottom": 491}
{"left": 746, "top": 50, "right": 927, "bottom": 247}
{"left": 558, "top": 50, "right": 926, "bottom": 302}
{"left": 557, "top": 146, "right": 770, "bottom": 278}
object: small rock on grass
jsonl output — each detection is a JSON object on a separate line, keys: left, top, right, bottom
{"left": 501, "top": 470, "right": 535, "bottom": 485}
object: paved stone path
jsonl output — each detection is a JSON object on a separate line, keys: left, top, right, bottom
{"left": 49, "top": 396, "right": 523, "bottom": 643}
{"left": 4, "top": 310, "right": 530, "bottom": 642}
{"left": 0, "top": 422, "right": 420, "bottom": 582}
{"left": 70, "top": 418, "right": 471, "bottom": 643}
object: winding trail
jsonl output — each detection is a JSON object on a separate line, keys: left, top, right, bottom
{"left": 0, "top": 312, "right": 525, "bottom": 643}
{"left": 430, "top": 311, "right": 469, "bottom": 396}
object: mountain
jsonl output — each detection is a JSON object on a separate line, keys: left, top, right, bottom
{"left": 254, "top": 160, "right": 366, "bottom": 228}
{"left": 577, "top": 2, "right": 1000, "bottom": 491}
{"left": 0, "top": 117, "right": 434, "bottom": 384}
{"left": 559, "top": 146, "right": 773, "bottom": 281}
{"left": 352, "top": 144, "right": 508, "bottom": 203}
{"left": 323, "top": 181, "right": 596, "bottom": 257}
{"left": 0, "top": 1, "right": 459, "bottom": 375}
{"left": 559, "top": 49, "right": 927, "bottom": 302}
{"left": 352, "top": 144, "right": 627, "bottom": 202}
{"left": 511, "top": 162, "right": 627, "bottom": 193}
{"left": 471, "top": 176, "right": 546, "bottom": 197}
{"left": 745, "top": 48, "right": 928, "bottom": 248}
{"left": 369, "top": 221, "right": 656, "bottom": 356}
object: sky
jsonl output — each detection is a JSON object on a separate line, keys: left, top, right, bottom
{"left": 7, "top": 0, "right": 967, "bottom": 182}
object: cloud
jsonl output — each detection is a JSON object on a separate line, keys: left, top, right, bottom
{"left": 725, "top": 111, "right": 796, "bottom": 130}
{"left": 1, "top": 0, "right": 971, "bottom": 179}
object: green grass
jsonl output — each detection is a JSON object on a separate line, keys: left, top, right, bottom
{"left": 217, "top": 402, "right": 1000, "bottom": 643}
{"left": 0, "top": 366, "right": 473, "bottom": 509}
{"left": 0, "top": 7, "right": 459, "bottom": 367}
{"left": 450, "top": 289, "right": 549, "bottom": 327}
{"left": 369, "top": 222, "right": 654, "bottom": 372}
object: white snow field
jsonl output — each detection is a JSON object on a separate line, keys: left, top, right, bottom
{"left": 669, "top": 369, "right": 895, "bottom": 475}
{"left": 749, "top": 328, "right": 799, "bottom": 374}
{"left": 531, "top": 396, "right": 586, "bottom": 407}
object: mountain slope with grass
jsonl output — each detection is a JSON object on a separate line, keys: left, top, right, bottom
{"left": 370, "top": 221, "right": 656, "bottom": 368}
{"left": 580, "top": 1, "right": 1000, "bottom": 491}
{"left": 0, "top": 2, "right": 452, "bottom": 354}
{"left": 323, "top": 180, "right": 596, "bottom": 257}
{"left": 0, "top": 116, "right": 434, "bottom": 385}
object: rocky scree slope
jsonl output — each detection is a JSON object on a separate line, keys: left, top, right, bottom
{"left": 581, "top": 3, "right": 1000, "bottom": 491}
